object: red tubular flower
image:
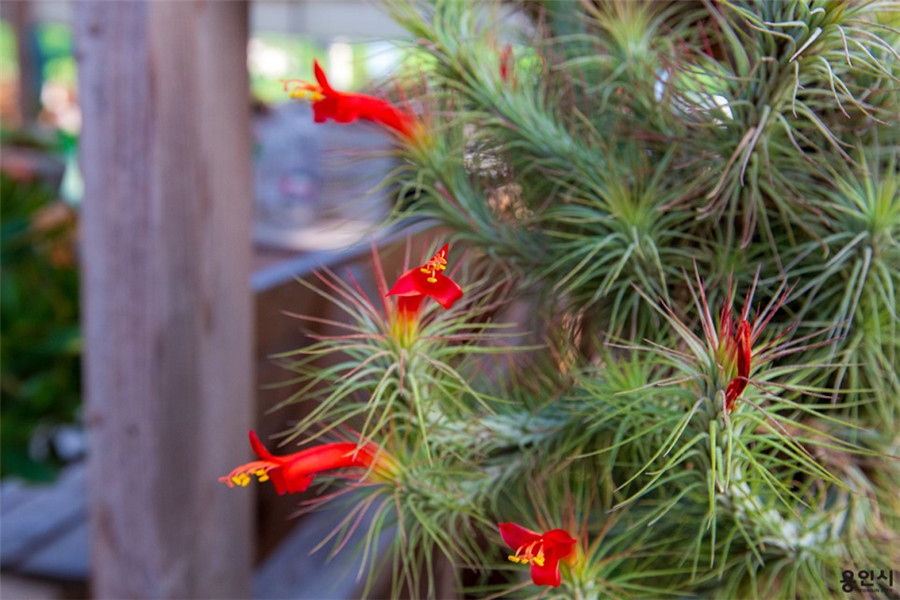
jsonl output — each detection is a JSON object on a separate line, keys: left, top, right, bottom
{"left": 499, "top": 44, "right": 513, "bottom": 83}
{"left": 386, "top": 244, "right": 463, "bottom": 322}
{"left": 220, "top": 431, "right": 394, "bottom": 495}
{"left": 498, "top": 522, "right": 576, "bottom": 587}
{"left": 714, "top": 271, "right": 791, "bottom": 413}
{"left": 283, "top": 60, "right": 420, "bottom": 140}
{"left": 719, "top": 295, "right": 752, "bottom": 413}
{"left": 724, "top": 319, "right": 753, "bottom": 411}
{"left": 654, "top": 266, "right": 798, "bottom": 416}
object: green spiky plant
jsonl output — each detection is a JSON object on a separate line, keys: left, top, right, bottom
{"left": 228, "top": 1, "right": 900, "bottom": 597}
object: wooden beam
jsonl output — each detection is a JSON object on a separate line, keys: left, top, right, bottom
{"left": 74, "top": 2, "right": 254, "bottom": 597}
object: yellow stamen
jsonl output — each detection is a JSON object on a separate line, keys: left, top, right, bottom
{"left": 509, "top": 539, "right": 547, "bottom": 568}
{"left": 224, "top": 463, "right": 274, "bottom": 488}
{"left": 289, "top": 89, "right": 325, "bottom": 102}
{"left": 419, "top": 267, "right": 439, "bottom": 283}
{"left": 231, "top": 473, "right": 252, "bottom": 487}
{"left": 419, "top": 250, "right": 448, "bottom": 284}
{"left": 248, "top": 467, "right": 272, "bottom": 482}
{"left": 283, "top": 79, "right": 325, "bottom": 102}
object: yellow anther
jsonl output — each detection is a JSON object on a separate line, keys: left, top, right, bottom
{"left": 420, "top": 265, "right": 440, "bottom": 284}
{"left": 257, "top": 474, "right": 270, "bottom": 482}
{"left": 508, "top": 540, "right": 548, "bottom": 567}
{"left": 230, "top": 472, "right": 254, "bottom": 487}
{"left": 289, "top": 89, "right": 325, "bottom": 101}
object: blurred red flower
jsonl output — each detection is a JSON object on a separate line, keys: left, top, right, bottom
{"left": 499, "top": 44, "right": 513, "bottom": 83}
{"left": 284, "top": 60, "right": 420, "bottom": 140}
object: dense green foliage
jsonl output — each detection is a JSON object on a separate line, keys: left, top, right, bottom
{"left": 277, "top": 1, "right": 899, "bottom": 597}
{"left": 1, "top": 173, "right": 81, "bottom": 480}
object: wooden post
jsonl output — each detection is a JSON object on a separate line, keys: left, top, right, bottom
{"left": 9, "top": 0, "right": 40, "bottom": 124}
{"left": 74, "top": 2, "right": 254, "bottom": 597}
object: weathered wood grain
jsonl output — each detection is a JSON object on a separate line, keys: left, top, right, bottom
{"left": 73, "top": 2, "right": 254, "bottom": 597}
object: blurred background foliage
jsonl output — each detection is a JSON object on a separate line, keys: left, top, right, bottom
{"left": 1, "top": 171, "right": 81, "bottom": 481}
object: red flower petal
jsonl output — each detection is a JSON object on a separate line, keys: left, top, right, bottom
{"left": 282, "top": 443, "right": 374, "bottom": 479}
{"left": 386, "top": 268, "right": 425, "bottom": 297}
{"left": 364, "top": 100, "right": 417, "bottom": 138}
{"left": 725, "top": 378, "right": 747, "bottom": 412}
{"left": 499, "top": 522, "right": 540, "bottom": 549}
{"left": 249, "top": 430, "right": 275, "bottom": 461}
{"left": 313, "top": 59, "right": 335, "bottom": 94}
{"left": 397, "top": 295, "right": 425, "bottom": 320}
{"left": 386, "top": 244, "right": 463, "bottom": 310}
{"left": 428, "top": 275, "right": 463, "bottom": 309}
{"left": 269, "top": 470, "right": 313, "bottom": 496}
{"left": 530, "top": 562, "right": 562, "bottom": 587}
{"left": 543, "top": 528, "right": 577, "bottom": 550}
{"left": 498, "top": 523, "right": 575, "bottom": 588}
{"left": 735, "top": 320, "right": 752, "bottom": 379}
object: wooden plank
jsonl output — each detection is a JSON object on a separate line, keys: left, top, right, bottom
{"left": 0, "top": 465, "right": 85, "bottom": 566}
{"left": 0, "top": 479, "right": 42, "bottom": 518}
{"left": 16, "top": 520, "right": 89, "bottom": 581}
{"left": 73, "top": 2, "right": 254, "bottom": 597}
